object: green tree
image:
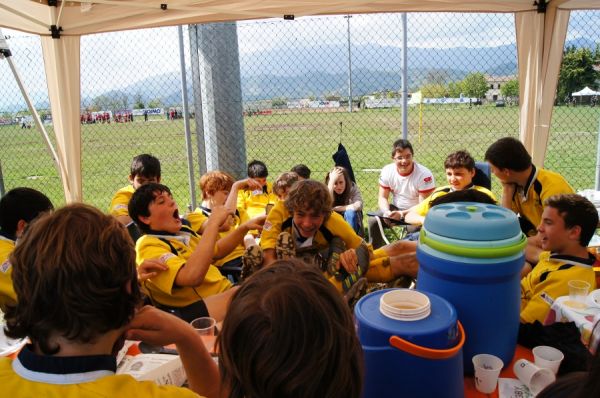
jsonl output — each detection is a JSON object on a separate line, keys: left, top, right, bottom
{"left": 446, "top": 81, "right": 464, "bottom": 98}
{"left": 420, "top": 83, "right": 447, "bottom": 98}
{"left": 500, "top": 79, "right": 519, "bottom": 103}
{"left": 557, "top": 46, "right": 598, "bottom": 102}
{"left": 271, "top": 97, "right": 287, "bottom": 108}
{"left": 461, "top": 72, "right": 488, "bottom": 99}
{"left": 147, "top": 98, "right": 163, "bottom": 108}
{"left": 133, "top": 93, "right": 145, "bottom": 109}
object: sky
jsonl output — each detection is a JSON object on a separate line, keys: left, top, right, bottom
{"left": 1, "top": 10, "right": 599, "bottom": 111}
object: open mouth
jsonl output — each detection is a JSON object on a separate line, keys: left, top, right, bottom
{"left": 173, "top": 209, "right": 180, "bottom": 220}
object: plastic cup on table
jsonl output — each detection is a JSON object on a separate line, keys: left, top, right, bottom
{"left": 190, "top": 316, "right": 217, "bottom": 354}
{"left": 513, "top": 358, "right": 556, "bottom": 395}
{"left": 532, "top": 346, "right": 564, "bottom": 375}
{"left": 568, "top": 280, "right": 591, "bottom": 305}
{"left": 472, "top": 353, "right": 504, "bottom": 394}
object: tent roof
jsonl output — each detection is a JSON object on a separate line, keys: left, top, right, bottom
{"left": 572, "top": 86, "right": 600, "bottom": 96}
{"left": 1, "top": 0, "right": 600, "bottom": 37}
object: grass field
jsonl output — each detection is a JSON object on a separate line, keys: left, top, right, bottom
{"left": 1, "top": 104, "right": 599, "bottom": 214}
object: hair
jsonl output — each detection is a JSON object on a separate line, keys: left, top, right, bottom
{"left": 545, "top": 194, "right": 599, "bottom": 246}
{"left": 484, "top": 137, "right": 531, "bottom": 171}
{"left": 0, "top": 187, "right": 53, "bottom": 238}
{"left": 285, "top": 180, "right": 332, "bottom": 218}
{"left": 273, "top": 172, "right": 300, "bottom": 198}
{"left": 391, "top": 138, "right": 414, "bottom": 157}
{"left": 429, "top": 189, "right": 497, "bottom": 208}
{"left": 218, "top": 259, "right": 363, "bottom": 398}
{"left": 290, "top": 164, "right": 311, "bottom": 179}
{"left": 247, "top": 160, "right": 268, "bottom": 178}
{"left": 130, "top": 154, "right": 161, "bottom": 179}
{"left": 4, "top": 204, "right": 140, "bottom": 355}
{"left": 444, "top": 150, "right": 475, "bottom": 171}
{"left": 128, "top": 183, "right": 172, "bottom": 233}
{"left": 324, "top": 166, "right": 353, "bottom": 207}
{"left": 199, "top": 170, "right": 235, "bottom": 198}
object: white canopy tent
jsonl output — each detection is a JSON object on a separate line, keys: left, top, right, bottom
{"left": 1, "top": 0, "right": 600, "bottom": 202}
{"left": 572, "top": 86, "right": 600, "bottom": 96}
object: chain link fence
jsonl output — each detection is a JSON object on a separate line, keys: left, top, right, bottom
{"left": 0, "top": 11, "right": 599, "bottom": 213}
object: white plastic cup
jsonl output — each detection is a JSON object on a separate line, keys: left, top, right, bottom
{"left": 513, "top": 359, "right": 556, "bottom": 395}
{"left": 532, "top": 346, "right": 564, "bottom": 375}
{"left": 190, "top": 317, "right": 216, "bottom": 353}
{"left": 472, "top": 354, "right": 504, "bottom": 394}
{"left": 568, "top": 280, "right": 591, "bottom": 303}
{"left": 379, "top": 289, "right": 431, "bottom": 321}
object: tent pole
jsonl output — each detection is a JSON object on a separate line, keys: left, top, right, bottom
{"left": 0, "top": 30, "right": 63, "bottom": 185}
{"left": 178, "top": 25, "right": 197, "bottom": 211}
{"left": 595, "top": 118, "right": 600, "bottom": 190}
{"left": 401, "top": 13, "right": 408, "bottom": 140}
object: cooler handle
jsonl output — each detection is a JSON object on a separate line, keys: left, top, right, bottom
{"left": 389, "top": 321, "right": 465, "bottom": 360}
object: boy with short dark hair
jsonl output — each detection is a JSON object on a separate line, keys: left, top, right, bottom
{"left": 237, "top": 160, "right": 278, "bottom": 221}
{"left": 0, "top": 187, "right": 53, "bottom": 312}
{"left": 129, "top": 183, "right": 260, "bottom": 322}
{"left": 290, "top": 164, "right": 311, "bottom": 180}
{"left": 0, "top": 204, "right": 218, "bottom": 398}
{"left": 520, "top": 194, "right": 599, "bottom": 324}
{"left": 404, "top": 150, "right": 496, "bottom": 225}
{"left": 109, "top": 154, "right": 161, "bottom": 226}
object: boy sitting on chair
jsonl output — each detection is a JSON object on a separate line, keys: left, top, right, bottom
{"left": 521, "top": 194, "right": 599, "bottom": 324}
{"left": 404, "top": 150, "right": 496, "bottom": 225}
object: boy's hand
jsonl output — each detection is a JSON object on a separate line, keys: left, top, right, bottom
{"left": 208, "top": 205, "right": 234, "bottom": 227}
{"left": 339, "top": 248, "right": 358, "bottom": 274}
{"left": 137, "top": 259, "right": 168, "bottom": 282}
{"left": 126, "top": 306, "right": 197, "bottom": 346}
{"left": 243, "top": 214, "right": 266, "bottom": 232}
{"left": 501, "top": 182, "right": 517, "bottom": 196}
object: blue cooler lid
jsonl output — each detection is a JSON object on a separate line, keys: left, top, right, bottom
{"left": 423, "top": 202, "right": 521, "bottom": 241}
{"left": 355, "top": 289, "right": 458, "bottom": 350}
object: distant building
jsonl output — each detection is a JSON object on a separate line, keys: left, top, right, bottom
{"left": 485, "top": 75, "right": 515, "bottom": 102}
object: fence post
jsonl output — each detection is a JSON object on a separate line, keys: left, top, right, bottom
{"left": 596, "top": 118, "right": 600, "bottom": 190}
{"left": 0, "top": 161, "right": 4, "bottom": 197}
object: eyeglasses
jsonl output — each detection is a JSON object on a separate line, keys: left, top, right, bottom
{"left": 393, "top": 154, "right": 413, "bottom": 161}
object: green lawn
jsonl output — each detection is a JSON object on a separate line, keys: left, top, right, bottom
{"left": 1, "top": 104, "right": 599, "bottom": 213}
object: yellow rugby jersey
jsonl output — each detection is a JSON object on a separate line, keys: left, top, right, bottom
{"left": 108, "top": 185, "right": 135, "bottom": 217}
{"left": 520, "top": 251, "right": 597, "bottom": 324}
{"left": 0, "top": 234, "right": 16, "bottom": 311}
{"left": 236, "top": 182, "right": 278, "bottom": 220}
{"left": 413, "top": 185, "right": 497, "bottom": 216}
{"left": 260, "top": 200, "right": 363, "bottom": 251}
{"left": 135, "top": 226, "right": 231, "bottom": 307}
{"left": 185, "top": 207, "right": 248, "bottom": 267}
{"left": 511, "top": 167, "right": 574, "bottom": 237}
{"left": 0, "top": 350, "right": 201, "bottom": 398}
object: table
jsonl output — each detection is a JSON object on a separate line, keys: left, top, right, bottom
{"left": 544, "top": 295, "right": 600, "bottom": 346}
{"left": 464, "top": 345, "right": 533, "bottom": 398}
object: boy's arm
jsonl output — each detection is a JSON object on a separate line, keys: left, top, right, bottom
{"left": 213, "top": 215, "right": 266, "bottom": 259}
{"left": 377, "top": 186, "right": 391, "bottom": 213}
{"left": 175, "top": 206, "right": 232, "bottom": 287}
{"left": 227, "top": 179, "right": 263, "bottom": 212}
{"left": 500, "top": 183, "right": 516, "bottom": 210}
{"left": 126, "top": 306, "right": 220, "bottom": 398}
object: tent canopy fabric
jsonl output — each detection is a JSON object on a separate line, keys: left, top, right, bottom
{"left": 572, "top": 86, "right": 600, "bottom": 96}
{"left": 2, "top": 0, "right": 600, "bottom": 202}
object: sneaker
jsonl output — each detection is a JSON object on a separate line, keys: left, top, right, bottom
{"left": 241, "top": 245, "right": 263, "bottom": 280}
{"left": 343, "top": 277, "right": 368, "bottom": 308}
{"left": 276, "top": 232, "right": 295, "bottom": 260}
{"left": 326, "top": 237, "right": 346, "bottom": 279}
{"left": 355, "top": 242, "right": 370, "bottom": 276}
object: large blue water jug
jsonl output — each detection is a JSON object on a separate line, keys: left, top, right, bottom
{"left": 355, "top": 289, "right": 465, "bottom": 398}
{"left": 416, "top": 202, "right": 526, "bottom": 373}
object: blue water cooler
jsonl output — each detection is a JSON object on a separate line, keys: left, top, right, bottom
{"left": 355, "top": 289, "right": 465, "bottom": 398}
{"left": 417, "top": 202, "right": 526, "bottom": 373}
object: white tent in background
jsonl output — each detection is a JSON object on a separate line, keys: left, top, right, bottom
{"left": 572, "top": 86, "right": 600, "bottom": 96}
{"left": 1, "top": 0, "right": 600, "bottom": 202}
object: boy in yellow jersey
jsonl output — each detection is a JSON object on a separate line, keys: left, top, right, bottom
{"left": 0, "top": 204, "right": 218, "bottom": 398}
{"left": 261, "top": 180, "right": 419, "bottom": 303}
{"left": 129, "top": 183, "right": 263, "bottom": 322}
{"left": 186, "top": 171, "right": 263, "bottom": 282}
{"left": 109, "top": 154, "right": 161, "bottom": 229}
{"left": 485, "top": 137, "right": 574, "bottom": 269}
{"left": 521, "top": 194, "right": 598, "bottom": 324}
{"left": 236, "top": 160, "right": 278, "bottom": 222}
{"left": 0, "top": 187, "right": 53, "bottom": 312}
{"left": 404, "top": 150, "right": 497, "bottom": 225}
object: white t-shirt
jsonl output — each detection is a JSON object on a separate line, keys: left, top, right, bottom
{"left": 378, "top": 162, "right": 435, "bottom": 209}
